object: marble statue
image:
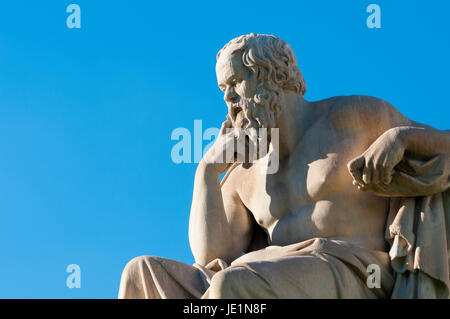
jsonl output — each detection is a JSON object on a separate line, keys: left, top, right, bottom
{"left": 118, "top": 34, "right": 450, "bottom": 299}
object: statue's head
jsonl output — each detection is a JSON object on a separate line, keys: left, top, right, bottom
{"left": 216, "top": 33, "right": 306, "bottom": 130}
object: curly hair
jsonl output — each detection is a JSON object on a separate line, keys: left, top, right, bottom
{"left": 217, "top": 33, "right": 306, "bottom": 96}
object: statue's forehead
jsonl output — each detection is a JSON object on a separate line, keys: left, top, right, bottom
{"left": 216, "top": 52, "right": 244, "bottom": 82}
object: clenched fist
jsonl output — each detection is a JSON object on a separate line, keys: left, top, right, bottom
{"left": 347, "top": 127, "right": 406, "bottom": 190}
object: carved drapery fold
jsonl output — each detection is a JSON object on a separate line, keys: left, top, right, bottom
{"left": 366, "top": 154, "right": 450, "bottom": 298}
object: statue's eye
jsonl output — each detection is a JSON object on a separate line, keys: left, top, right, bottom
{"left": 231, "top": 79, "right": 240, "bottom": 87}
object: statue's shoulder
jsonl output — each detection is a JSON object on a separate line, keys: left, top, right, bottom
{"left": 318, "top": 94, "right": 392, "bottom": 116}
{"left": 315, "top": 95, "right": 409, "bottom": 133}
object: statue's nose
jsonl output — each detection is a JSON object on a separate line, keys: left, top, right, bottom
{"left": 224, "top": 86, "right": 238, "bottom": 103}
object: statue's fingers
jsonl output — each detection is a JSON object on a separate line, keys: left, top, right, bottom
{"left": 221, "top": 115, "right": 233, "bottom": 134}
{"left": 371, "top": 164, "right": 382, "bottom": 184}
{"left": 347, "top": 156, "right": 365, "bottom": 184}
{"left": 352, "top": 179, "right": 366, "bottom": 189}
{"left": 382, "top": 167, "right": 394, "bottom": 184}
{"left": 362, "top": 165, "right": 372, "bottom": 184}
{"left": 225, "top": 114, "right": 232, "bottom": 125}
{"left": 234, "top": 134, "right": 247, "bottom": 163}
{"left": 357, "top": 184, "right": 368, "bottom": 191}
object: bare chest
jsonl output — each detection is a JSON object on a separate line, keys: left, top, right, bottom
{"left": 239, "top": 130, "right": 356, "bottom": 228}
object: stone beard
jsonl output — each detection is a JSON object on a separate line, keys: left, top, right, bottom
{"left": 229, "top": 82, "right": 283, "bottom": 133}
{"left": 228, "top": 84, "right": 284, "bottom": 160}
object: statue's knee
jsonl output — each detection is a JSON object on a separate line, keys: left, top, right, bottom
{"left": 122, "top": 256, "right": 156, "bottom": 277}
{"left": 209, "top": 267, "right": 249, "bottom": 298}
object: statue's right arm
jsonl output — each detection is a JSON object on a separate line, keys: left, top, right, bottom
{"left": 188, "top": 159, "right": 253, "bottom": 266}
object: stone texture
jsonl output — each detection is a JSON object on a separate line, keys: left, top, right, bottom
{"left": 119, "top": 33, "right": 450, "bottom": 299}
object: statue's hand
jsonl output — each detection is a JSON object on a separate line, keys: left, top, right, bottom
{"left": 203, "top": 115, "right": 249, "bottom": 175}
{"left": 347, "top": 127, "right": 406, "bottom": 190}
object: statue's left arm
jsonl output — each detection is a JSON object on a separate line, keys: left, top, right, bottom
{"left": 348, "top": 124, "right": 450, "bottom": 189}
{"left": 346, "top": 103, "right": 450, "bottom": 299}
{"left": 399, "top": 126, "right": 450, "bottom": 157}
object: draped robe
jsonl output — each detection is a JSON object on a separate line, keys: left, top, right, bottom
{"left": 118, "top": 153, "right": 450, "bottom": 299}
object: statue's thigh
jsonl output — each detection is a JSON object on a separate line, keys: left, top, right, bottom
{"left": 119, "top": 256, "right": 208, "bottom": 299}
{"left": 209, "top": 254, "right": 372, "bottom": 298}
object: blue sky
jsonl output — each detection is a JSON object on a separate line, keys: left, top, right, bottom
{"left": 0, "top": 1, "right": 448, "bottom": 298}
